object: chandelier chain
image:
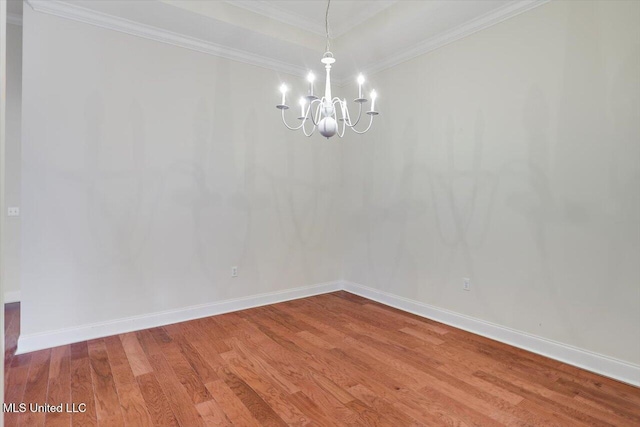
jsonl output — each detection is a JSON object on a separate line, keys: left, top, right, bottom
{"left": 325, "top": 0, "right": 331, "bottom": 52}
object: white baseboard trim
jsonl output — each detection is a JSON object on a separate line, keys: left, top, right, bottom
{"left": 16, "top": 281, "right": 342, "bottom": 355}
{"left": 15, "top": 279, "right": 640, "bottom": 387}
{"left": 342, "top": 280, "right": 640, "bottom": 388}
{"left": 5, "top": 291, "right": 21, "bottom": 304}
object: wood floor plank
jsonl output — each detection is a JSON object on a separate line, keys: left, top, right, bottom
{"left": 483, "top": 364, "right": 636, "bottom": 425}
{"left": 476, "top": 370, "right": 620, "bottom": 426}
{"left": 6, "top": 294, "right": 640, "bottom": 427}
{"left": 104, "top": 336, "right": 154, "bottom": 427}
{"left": 139, "top": 329, "right": 206, "bottom": 427}
{"left": 225, "top": 337, "right": 300, "bottom": 394}
{"left": 557, "top": 376, "right": 640, "bottom": 416}
{"left": 87, "top": 340, "right": 124, "bottom": 427}
{"left": 4, "top": 355, "right": 31, "bottom": 427}
{"left": 70, "top": 356, "right": 98, "bottom": 427}
{"left": 217, "top": 364, "right": 289, "bottom": 427}
{"left": 197, "top": 318, "right": 232, "bottom": 354}
{"left": 572, "top": 394, "right": 640, "bottom": 427}
{"left": 219, "top": 348, "right": 308, "bottom": 425}
{"left": 246, "top": 313, "right": 380, "bottom": 395}
{"left": 437, "top": 359, "right": 525, "bottom": 405}
{"left": 560, "top": 368, "right": 640, "bottom": 406}
{"left": 348, "top": 383, "right": 422, "bottom": 427}
{"left": 340, "top": 336, "right": 428, "bottom": 389}
{"left": 275, "top": 337, "right": 405, "bottom": 423}
{"left": 345, "top": 399, "right": 382, "bottom": 425}
{"left": 364, "top": 302, "right": 452, "bottom": 335}
{"left": 400, "top": 326, "right": 446, "bottom": 345}
{"left": 286, "top": 391, "right": 339, "bottom": 427}
{"left": 44, "top": 346, "right": 71, "bottom": 427}
{"left": 119, "top": 333, "right": 153, "bottom": 377}
{"left": 19, "top": 349, "right": 52, "bottom": 427}
{"left": 136, "top": 373, "right": 180, "bottom": 427}
{"left": 149, "top": 327, "right": 213, "bottom": 405}
{"left": 204, "top": 380, "right": 262, "bottom": 427}
{"left": 148, "top": 351, "right": 206, "bottom": 426}
{"left": 70, "top": 342, "right": 89, "bottom": 361}
{"left": 196, "top": 399, "right": 233, "bottom": 427}
{"left": 418, "top": 384, "right": 506, "bottom": 426}
{"left": 390, "top": 390, "right": 460, "bottom": 425}
{"left": 144, "top": 354, "right": 204, "bottom": 427}
{"left": 163, "top": 325, "right": 220, "bottom": 385}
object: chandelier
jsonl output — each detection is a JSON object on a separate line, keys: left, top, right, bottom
{"left": 276, "top": 0, "right": 379, "bottom": 139}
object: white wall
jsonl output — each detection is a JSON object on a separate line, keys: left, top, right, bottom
{"left": 342, "top": 0, "right": 640, "bottom": 366}
{"left": 4, "top": 22, "right": 22, "bottom": 303}
{"left": 20, "top": 6, "right": 342, "bottom": 339}
{"left": 19, "top": 0, "right": 640, "bottom": 374}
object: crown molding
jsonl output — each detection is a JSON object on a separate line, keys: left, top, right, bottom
{"left": 24, "top": 0, "right": 548, "bottom": 86}
{"left": 7, "top": 12, "right": 23, "bottom": 26}
{"left": 332, "top": 0, "right": 397, "bottom": 37}
{"left": 362, "top": 0, "right": 550, "bottom": 77}
{"left": 25, "top": 0, "right": 308, "bottom": 78}
{"left": 228, "top": 0, "right": 397, "bottom": 38}
{"left": 226, "top": 0, "right": 398, "bottom": 38}
{"left": 229, "top": 0, "right": 325, "bottom": 37}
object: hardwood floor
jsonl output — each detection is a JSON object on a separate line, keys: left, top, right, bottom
{"left": 4, "top": 292, "right": 640, "bottom": 426}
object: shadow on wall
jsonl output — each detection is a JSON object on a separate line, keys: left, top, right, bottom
{"left": 345, "top": 1, "right": 640, "bottom": 362}
{"left": 429, "top": 111, "right": 496, "bottom": 299}
{"left": 360, "top": 118, "right": 428, "bottom": 291}
{"left": 34, "top": 58, "right": 341, "bottom": 327}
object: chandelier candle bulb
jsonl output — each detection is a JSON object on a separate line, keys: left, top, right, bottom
{"left": 307, "top": 72, "right": 315, "bottom": 96}
{"left": 280, "top": 84, "right": 287, "bottom": 106}
{"left": 357, "top": 74, "right": 365, "bottom": 99}
{"left": 370, "top": 90, "right": 377, "bottom": 111}
{"left": 299, "top": 97, "right": 306, "bottom": 117}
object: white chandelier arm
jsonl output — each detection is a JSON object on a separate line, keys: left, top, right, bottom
{"left": 346, "top": 100, "right": 363, "bottom": 128}
{"left": 302, "top": 124, "right": 315, "bottom": 137}
{"left": 302, "top": 126, "right": 316, "bottom": 137}
{"left": 281, "top": 108, "right": 307, "bottom": 131}
{"left": 299, "top": 100, "right": 324, "bottom": 137}
{"left": 301, "top": 113, "right": 317, "bottom": 137}
{"left": 348, "top": 112, "right": 375, "bottom": 134}
{"left": 333, "top": 96, "right": 375, "bottom": 134}
{"left": 335, "top": 99, "right": 348, "bottom": 138}
{"left": 308, "top": 98, "right": 324, "bottom": 127}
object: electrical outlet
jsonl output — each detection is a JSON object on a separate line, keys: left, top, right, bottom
{"left": 7, "top": 207, "right": 19, "bottom": 217}
{"left": 231, "top": 266, "right": 238, "bottom": 278}
{"left": 463, "top": 278, "right": 471, "bottom": 291}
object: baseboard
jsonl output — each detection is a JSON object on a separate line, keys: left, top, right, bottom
{"left": 5, "top": 291, "right": 21, "bottom": 303}
{"left": 342, "top": 280, "right": 640, "bottom": 388}
{"left": 14, "top": 279, "right": 640, "bottom": 387}
{"left": 16, "top": 280, "right": 342, "bottom": 354}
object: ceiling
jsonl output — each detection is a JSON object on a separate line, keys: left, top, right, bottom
{"left": 20, "top": 0, "right": 548, "bottom": 83}
{"left": 227, "top": 1, "right": 398, "bottom": 37}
